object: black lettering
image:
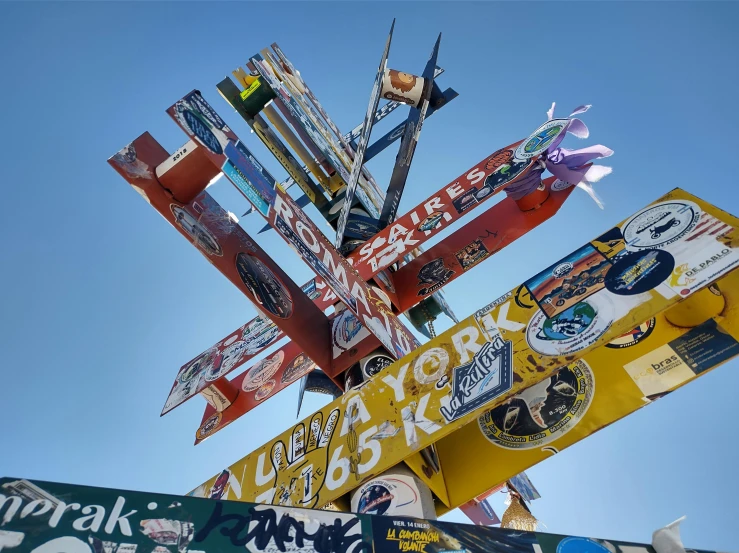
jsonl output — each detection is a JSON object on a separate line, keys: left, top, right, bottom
{"left": 195, "top": 503, "right": 372, "bottom": 553}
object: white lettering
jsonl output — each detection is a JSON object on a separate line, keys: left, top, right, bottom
{"left": 424, "top": 197, "right": 444, "bottom": 214}
{"left": 273, "top": 195, "right": 293, "bottom": 226}
{"left": 296, "top": 221, "right": 321, "bottom": 254}
{"left": 350, "top": 281, "right": 371, "bottom": 314}
{"left": 0, "top": 495, "right": 21, "bottom": 525}
{"left": 72, "top": 505, "right": 106, "bottom": 532}
{"left": 446, "top": 182, "right": 464, "bottom": 199}
{"left": 402, "top": 394, "right": 441, "bottom": 447}
{"left": 103, "top": 497, "right": 136, "bottom": 536}
{"left": 480, "top": 302, "right": 524, "bottom": 334}
{"left": 382, "top": 363, "right": 410, "bottom": 402}
{"left": 467, "top": 168, "right": 485, "bottom": 185}
{"left": 48, "top": 502, "right": 81, "bottom": 529}
{"left": 340, "top": 396, "right": 372, "bottom": 437}
{"left": 388, "top": 224, "right": 408, "bottom": 245}
{"left": 452, "top": 326, "right": 482, "bottom": 364}
{"left": 255, "top": 452, "right": 275, "bottom": 487}
{"left": 20, "top": 500, "right": 52, "bottom": 519}
{"left": 30, "top": 537, "right": 91, "bottom": 553}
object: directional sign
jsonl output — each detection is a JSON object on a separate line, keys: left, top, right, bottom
{"left": 189, "top": 189, "right": 739, "bottom": 512}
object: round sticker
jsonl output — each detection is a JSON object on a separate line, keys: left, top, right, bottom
{"left": 332, "top": 310, "right": 364, "bottom": 352}
{"left": 605, "top": 318, "right": 656, "bottom": 349}
{"left": 182, "top": 109, "right": 223, "bottom": 155}
{"left": 604, "top": 249, "right": 675, "bottom": 295}
{"left": 361, "top": 353, "right": 394, "bottom": 379}
{"left": 196, "top": 412, "right": 222, "bottom": 440}
{"left": 551, "top": 179, "right": 573, "bottom": 192}
{"left": 243, "top": 323, "right": 281, "bottom": 355}
{"left": 255, "top": 380, "right": 276, "bottom": 401}
{"left": 552, "top": 262, "right": 574, "bottom": 279}
{"left": 353, "top": 477, "right": 420, "bottom": 516}
{"left": 179, "top": 348, "right": 217, "bottom": 384}
{"left": 170, "top": 205, "right": 223, "bottom": 257}
{"left": 205, "top": 340, "right": 249, "bottom": 381}
{"left": 621, "top": 200, "right": 701, "bottom": 251}
{"left": 557, "top": 538, "right": 612, "bottom": 553}
{"left": 242, "top": 351, "right": 285, "bottom": 392}
{"left": 281, "top": 353, "right": 316, "bottom": 384}
{"left": 478, "top": 360, "right": 595, "bottom": 449}
{"left": 526, "top": 295, "right": 614, "bottom": 356}
{"left": 515, "top": 119, "right": 569, "bottom": 159}
{"left": 236, "top": 253, "right": 293, "bottom": 318}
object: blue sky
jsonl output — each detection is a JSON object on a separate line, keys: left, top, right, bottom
{"left": 1, "top": 1, "right": 738, "bottom": 550}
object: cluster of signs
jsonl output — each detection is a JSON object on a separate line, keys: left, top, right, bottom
{"left": 0, "top": 477, "right": 720, "bottom": 553}
{"left": 188, "top": 188, "right": 739, "bottom": 514}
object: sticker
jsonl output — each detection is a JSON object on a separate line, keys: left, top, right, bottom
{"left": 196, "top": 412, "right": 222, "bottom": 440}
{"left": 301, "top": 279, "right": 322, "bottom": 301}
{"left": 200, "top": 385, "right": 231, "bottom": 411}
{"left": 243, "top": 322, "right": 281, "bottom": 355}
{"left": 485, "top": 148, "right": 515, "bottom": 171}
{"left": 172, "top": 94, "right": 228, "bottom": 155}
{"left": 452, "top": 189, "right": 478, "bottom": 214}
{"left": 281, "top": 353, "right": 316, "bottom": 384}
{"left": 236, "top": 253, "right": 293, "bottom": 318}
{"left": 621, "top": 200, "right": 701, "bottom": 250}
{"left": 207, "top": 470, "right": 232, "bottom": 500}
{"left": 625, "top": 319, "right": 739, "bottom": 399}
{"left": 417, "top": 212, "right": 444, "bottom": 232}
{"left": 360, "top": 353, "right": 394, "bottom": 379}
{"left": 332, "top": 309, "right": 367, "bottom": 355}
{"left": 482, "top": 158, "right": 530, "bottom": 191}
{"left": 240, "top": 78, "right": 262, "bottom": 100}
{"left": 353, "top": 477, "right": 421, "bottom": 516}
{"left": 478, "top": 360, "right": 595, "bottom": 449}
{"left": 205, "top": 340, "right": 249, "bottom": 381}
{"left": 515, "top": 119, "right": 569, "bottom": 160}
{"left": 374, "top": 269, "right": 396, "bottom": 293}
{"left": 556, "top": 537, "right": 613, "bottom": 553}
{"left": 604, "top": 249, "right": 675, "bottom": 295}
{"left": 526, "top": 295, "right": 614, "bottom": 356}
{"left": 551, "top": 179, "right": 573, "bottom": 191}
{"left": 591, "top": 227, "right": 625, "bottom": 259}
{"left": 414, "top": 347, "right": 450, "bottom": 385}
{"left": 170, "top": 205, "right": 223, "bottom": 257}
{"left": 417, "top": 258, "right": 455, "bottom": 296}
{"left": 242, "top": 351, "right": 285, "bottom": 392}
{"left": 525, "top": 244, "right": 611, "bottom": 318}
{"left": 605, "top": 318, "right": 656, "bottom": 349}
{"left": 440, "top": 336, "right": 513, "bottom": 422}
{"left": 179, "top": 349, "right": 216, "bottom": 383}
{"left": 455, "top": 239, "right": 490, "bottom": 271}
{"left": 255, "top": 380, "right": 276, "bottom": 401}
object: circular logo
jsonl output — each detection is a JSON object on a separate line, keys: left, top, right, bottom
{"left": 332, "top": 309, "right": 364, "bottom": 352}
{"left": 243, "top": 323, "right": 281, "bottom": 355}
{"left": 606, "top": 318, "right": 656, "bottom": 349}
{"left": 485, "top": 148, "right": 514, "bottom": 171}
{"left": 179, "top": 348, "right": 217, "bottom": 384}
{"left": 604, "top": 249, "right": 675, "bottom": 295}
{"left": 483, "top": 158, "right": 530, "bottom": 191}
{"left": 242, "top": 351, "right": 285, "bottom": 392}
{"left": 515, "top": 119, "right": 568, "bottom": 159}
{"left": 621, "top": 200, "right": 701, "bottom": 251}
{"left": 356, "top": 483, "right": 393, "bottom": 515}
{"left": 236, "top": 253, "right": 293, "bottom": 318}
{"left": 255, "top": 380, "right": 276, "bottom": 401}
{"left": 281, "top": 353, "right": 316, "bottom": 384}
{"left": 478, "top": 360, "right": 595, "bottom": 449}
{"left": 170, "top": 205, "right": 223, "bottom": 257}
{"left": 551, "top": 179, "right": 573, "bottom": 192}
{"left": 205, "top": 340, "right": 249, "bottom": 381}
{"left": 527, "top": 296, "right": 614, "bottom": 356}
{"left": 361, "top": 353, "right": 394, "bottom": 379}
{"left": 552, "top": 262, "right": 574, "bottom": 279}
{"left": 557, "top": 538, "right": 613, "bottom": 553}
{"left": 196, "top": 412, "right": 222, "bottom": 440}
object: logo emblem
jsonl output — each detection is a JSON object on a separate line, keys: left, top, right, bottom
{"left": 621, "top": 200, "right": 701, "bottom": 250}
{"left": 440, "top": 337, "right": 513, "bottom": 422}
{"left": 515, "top": 119, "right": 569, "bottom": 159}
{"left": 170, "top": 205, "right": 223, "bottom": 257}
{"left": 606, "top": 318, "right": 656, "bottom": 349}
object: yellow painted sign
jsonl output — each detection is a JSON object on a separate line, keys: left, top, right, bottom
{"left": 438, "top": 270, "right": 739, "bottom": 511}
{"left": 188, "top": 189, "right": 739, "bottom": 513}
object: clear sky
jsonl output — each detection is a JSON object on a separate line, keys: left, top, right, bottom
{"left": 1, "top": 1, "right": 738, "bottom": 550}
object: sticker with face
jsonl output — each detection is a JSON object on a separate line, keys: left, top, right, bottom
{"left": 621, "top": 200, "right": 701, "bottom": 251}
{"left": 478, "top": 360, "right": 595, "bottom": 449}
{"left": 170, "top": 205, "right": 223, "bottom": 257}
{"left": 235, "top": 253, "right": 294, "bottom": 318}
{"left": 196, "top": 412, "right": 223, "bottom": 441}
{"left": 242, "top": 351, "right": 285, "bottom": 392}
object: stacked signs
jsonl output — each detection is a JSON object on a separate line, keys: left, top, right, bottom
{"left": 0, "top": 477, "right": 723, "bottom": 553}
{"left": 189, "top": 189, "right": 739, "bottom": 514}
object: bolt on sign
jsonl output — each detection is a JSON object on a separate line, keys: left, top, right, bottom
{"left": 189, "top": 189, "right": 739, "bottom": 513}
{"left": 0, "top": 477, "right": 720, "bottom": 553}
